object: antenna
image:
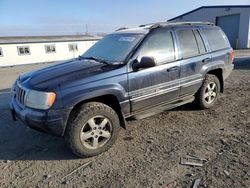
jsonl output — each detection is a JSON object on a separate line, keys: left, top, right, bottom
{"left": 85, "top": 24, "right": 89, "bottom": 35}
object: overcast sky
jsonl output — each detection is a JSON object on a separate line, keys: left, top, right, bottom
{"left": 0, "top": 0, "right": 249, "bottom": 36}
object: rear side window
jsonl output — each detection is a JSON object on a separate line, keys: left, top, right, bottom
{"left": 202, "top": 29, "right": 229, "bottom": 51}
{"left": 193, "top": 30, "right": 206, "bottom": 54}
{"left": 138, "top": 29, "right": 175, "bottom": 64}
{"left": 176, "top": 29, "right": 199, "bottom": 58}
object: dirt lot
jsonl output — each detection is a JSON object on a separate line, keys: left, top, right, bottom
{"left": 0, "top": 53, "right": 249, "bottom": 188}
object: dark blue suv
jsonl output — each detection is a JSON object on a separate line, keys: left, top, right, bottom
{"left": 10, "top": 22, "right": 234, "bottom": 157}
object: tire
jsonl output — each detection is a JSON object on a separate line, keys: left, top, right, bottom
{"left": 195, "top": 74, "right": 220, "bottom": 109}
{"left": 65, "top": 102, "right": 120, "bottom": 157}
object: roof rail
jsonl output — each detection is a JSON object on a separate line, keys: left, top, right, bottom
{"left": 139, "top": 21, "right": 214, "bottom": 30}
{"left": 168, "top": 21, "right": 215, "bottom": 26}
{"left": 116, "top": 27, "right": 128, "bottom": 31}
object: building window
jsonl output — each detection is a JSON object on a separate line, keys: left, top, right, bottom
{"left": 17, "top": 46, "right": 30, "bottom": 55}
{"left": 68, "top": 43, "right": 78, "bottom": 52}
{"left": 0, "top": 47, "right": 3, "bottom": 57}
{"left": 45, "top": 45, "right": 56, "bottom": 53}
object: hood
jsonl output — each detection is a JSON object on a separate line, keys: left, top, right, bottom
{"left": 19, "top": 59, "right": 122, "bottom": 91}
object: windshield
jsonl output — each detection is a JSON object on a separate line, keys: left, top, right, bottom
{"left": 82, "top": 33, "right": 143, "bottom": 62}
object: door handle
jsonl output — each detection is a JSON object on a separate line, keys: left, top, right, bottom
{"left": 202, "top": 58, "right": 211, "bottom": 63}
{"left": 167, "top": 66, "right": 178, "bottom": 72}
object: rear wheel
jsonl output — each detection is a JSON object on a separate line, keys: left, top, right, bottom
{"left": 65, "top": 102, "right": 120, "bottom": 157}
{"left": 195, "top": 74, "right": 220, "bottom": 109}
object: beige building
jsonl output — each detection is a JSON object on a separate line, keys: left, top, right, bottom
{"left": 0, "top": 35, "right": 100, "bottom": 67}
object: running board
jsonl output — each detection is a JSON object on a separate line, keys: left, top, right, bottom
{"left": 129, "top": 96, "right": 195, "bottom": 120}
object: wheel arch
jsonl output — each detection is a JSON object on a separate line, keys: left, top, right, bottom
{"left": 64, "top": 94, "right": 126, "bottom": 136}
{"left": 206, "top": 68, "right": 224, "bottom": 93}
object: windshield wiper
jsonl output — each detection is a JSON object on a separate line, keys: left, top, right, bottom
{"left": 79, "top": 56, "right": 109, "bottom": 65}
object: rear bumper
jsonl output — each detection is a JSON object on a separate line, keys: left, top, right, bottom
{"left": 223, "top": 64, "right": 234, "bottom": 80}
{"left": 10, "top": 98, "right": 71, "bottom": 136}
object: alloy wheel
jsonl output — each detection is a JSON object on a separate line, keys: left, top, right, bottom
{"left": 80, "top": 116, "right": 112, "bottom": 150}
{"left": 204, "top": 81, "right": 217, "bottom": 104}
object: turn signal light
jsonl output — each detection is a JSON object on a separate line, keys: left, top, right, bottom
{"left": 46, "top": 92, "right": 56, "bottom": 107}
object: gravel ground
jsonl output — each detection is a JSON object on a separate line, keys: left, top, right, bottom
{"left": 0, "top": 54, "right": 249, "bottom": 188}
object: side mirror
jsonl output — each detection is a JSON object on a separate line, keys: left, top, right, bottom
{"left": 133, "top": 56, "right": 156, "bottom": 70}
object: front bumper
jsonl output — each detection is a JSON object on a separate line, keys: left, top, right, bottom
{"left": 10, "top": 98, "right": 71, "bottom": 136}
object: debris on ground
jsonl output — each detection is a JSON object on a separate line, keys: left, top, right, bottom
{"left": 192, "top": 179, "right": 201, "bottom": 188}
{"left": 246, "top": 171, "right": 250, "bottom": 177}
{"left": 146, "top": 139, "right": 154, "bottom": 144}
{"left": 220, "top": 138, "right": 230, "bottom": 147}
{"left": 224, "top": 170, "right": 230, "bottom": 177}
{"left": 164, "top": 180, "right": 177, "bottom": 188}
{"left": 43, "top": 174, "right": 52, "bottom": 179}
{"left": 180, "top": 155, "right": 207, "bottom": 167}
{"left": 62, "top": 160, "right": 93, "bottom": 180}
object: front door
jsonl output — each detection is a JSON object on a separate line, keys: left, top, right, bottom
{"left": 128, "top": 28, "right": 180, "bottom": 113}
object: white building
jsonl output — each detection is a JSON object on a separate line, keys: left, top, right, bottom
{"left": 0, "top": 35, "right": 100, "bottom": 67}
{"left": 168, "top": 5, "right": 250, "bottom": 49}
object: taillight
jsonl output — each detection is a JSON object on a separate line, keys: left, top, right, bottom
{"left": 230, "top": 50, "right": 234, "bottom": 63}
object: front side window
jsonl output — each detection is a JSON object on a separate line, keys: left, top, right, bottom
{"left": 69, "top": 43, "right": 78, "bottom": 51}
{"left": 82, "top": 34, "right": 143, "bottom": 62}
{"left": 17, "top": 46, "right": 30, "bottom": 55}
{"left": 0, "top": 47, "right": 3, "bottom": 56}
{"left": 137, "top": 29, "right": 175, "bottom": 64}
{"left": 45, "top": 45, "right": 56, "bottom": 53}
{"left": 176, "top": 29, "right": 199, "bottom": 59}
{"left": 202, "top": 29, "right": 229, "bottom": 51}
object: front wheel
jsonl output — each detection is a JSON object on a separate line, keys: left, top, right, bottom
{"left": 65, "top": 102, "right": 120, "bottom": 157}
{"left": 195, "top": 74, "right": 220, "bottom": 109}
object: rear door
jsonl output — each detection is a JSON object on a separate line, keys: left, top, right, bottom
{"left": 128, "top": 28, "right": 180, "bottom": 113}
{"left": 174, "top": 28, "right": 211, "bottom": 97}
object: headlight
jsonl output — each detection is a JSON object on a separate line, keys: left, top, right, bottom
{"left": 26, "top": 90, "right": 56, "bottom": 110}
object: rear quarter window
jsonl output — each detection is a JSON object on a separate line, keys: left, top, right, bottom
{"left": 202, "top": 29, "right": 229, "bottom": 51}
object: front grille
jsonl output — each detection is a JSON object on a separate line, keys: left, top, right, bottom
{"left": 16, "top": 83, "right": 27, "bottom": 106}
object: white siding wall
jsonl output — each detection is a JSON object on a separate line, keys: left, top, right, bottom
{"left": 171, "top": 7, "right": 250, "bottom": 49}
{"left": 0, "top": 40, "right": 97, "bottom": 67}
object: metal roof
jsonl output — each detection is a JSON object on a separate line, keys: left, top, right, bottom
{"left": 0, "top": 35, "right": 101, "bottom": 44}
{"left": 168, "top": 5, "right": 250, "bottom": 21}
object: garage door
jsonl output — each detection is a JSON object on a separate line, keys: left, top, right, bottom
{"left": 216, "top": 14, "right": 240, "bottom": 49}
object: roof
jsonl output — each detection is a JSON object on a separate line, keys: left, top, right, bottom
{"left": 168, "top": 5, "right": 250, "bottom": 21}
{"left": 0, "top": 35, "right": 101, "bottom": 44}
